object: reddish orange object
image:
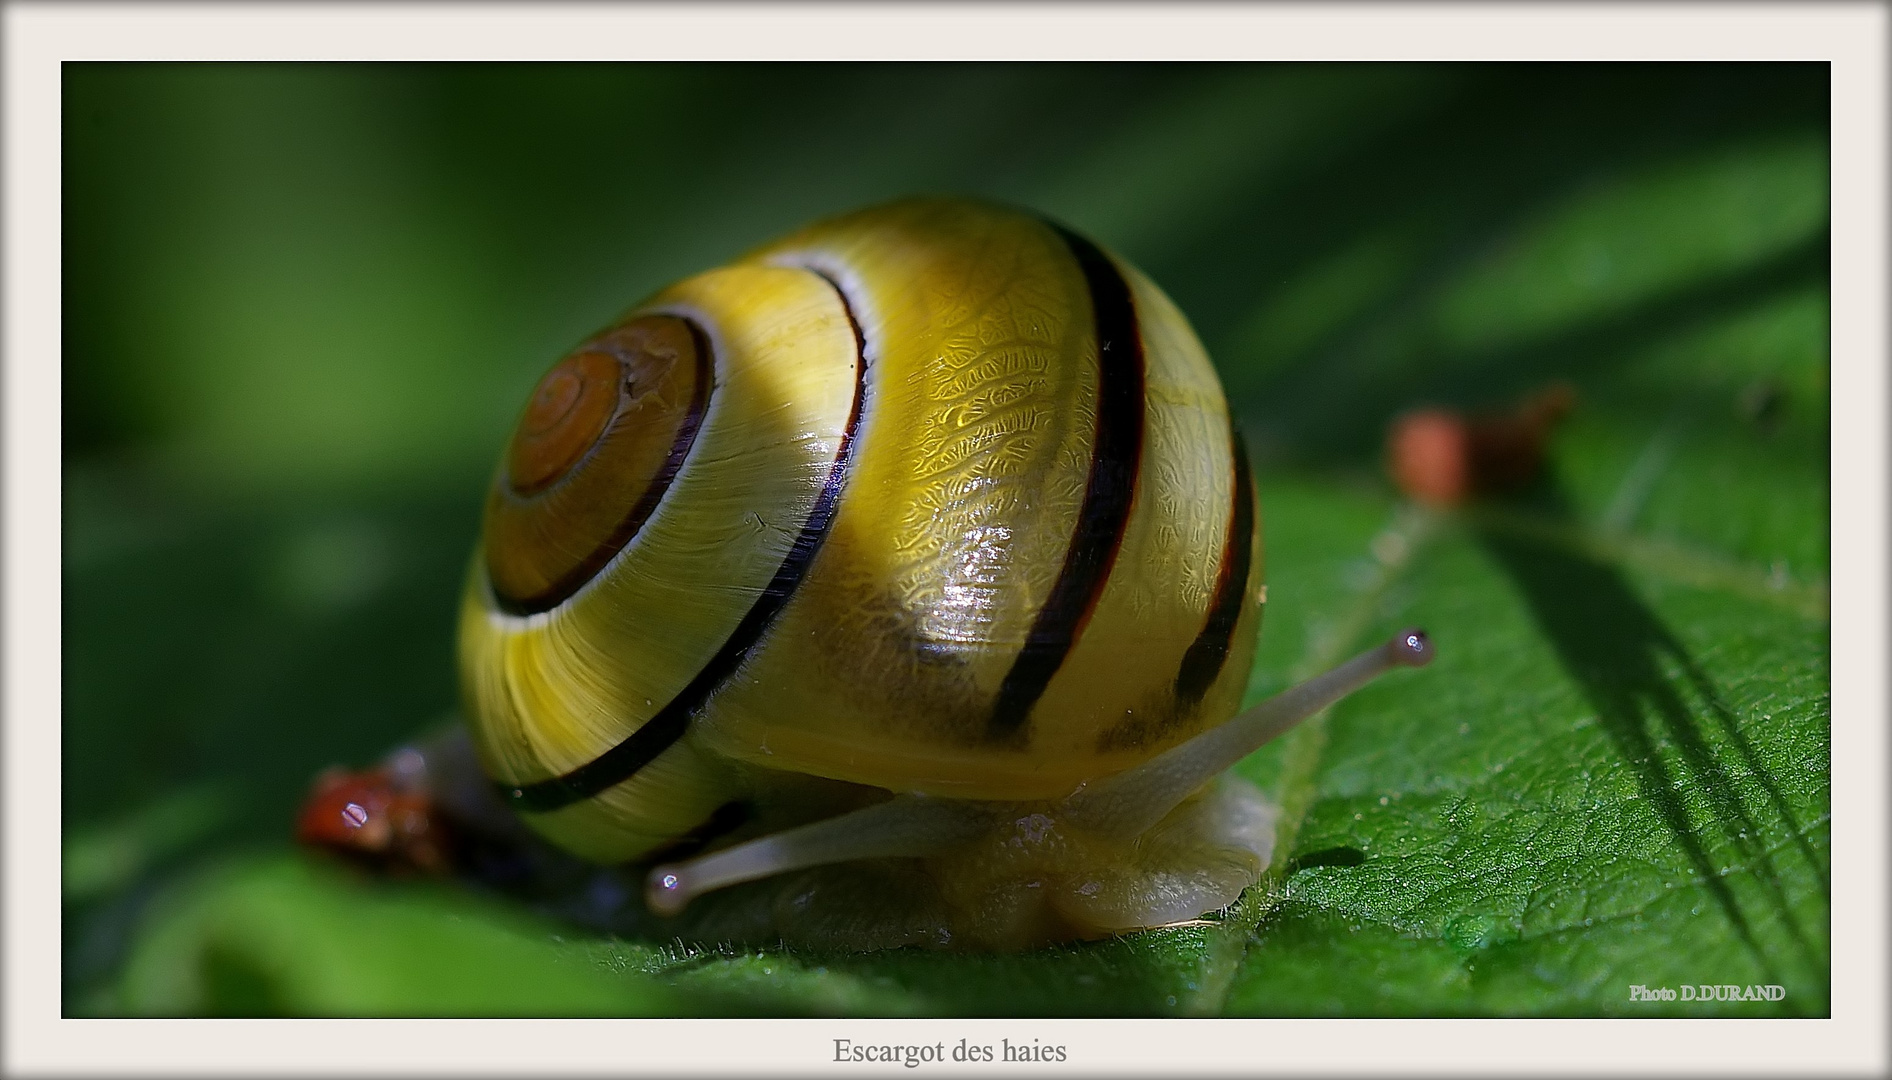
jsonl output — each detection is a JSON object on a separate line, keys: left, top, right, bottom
{"left": 1388, "top": 383, "right": 1574, "bottom": 507}
{"left": 295, "top": 766, "right": 452, "bottom": 873}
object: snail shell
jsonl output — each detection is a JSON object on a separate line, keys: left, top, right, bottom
{"left": 452, "top": 198, "right": 1428, "bottom": 949}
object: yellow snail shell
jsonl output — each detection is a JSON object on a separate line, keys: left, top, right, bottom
{"left": 451, "top": 198, "right": 1430, "bottom": 950}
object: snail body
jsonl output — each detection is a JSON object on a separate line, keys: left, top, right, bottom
{"left": 450, "top": 199, "right": 1430, "bottom": 950}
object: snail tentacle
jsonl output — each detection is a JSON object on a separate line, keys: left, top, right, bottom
{"left": 1062, "top": 629, "right": 1434, "bottom": 839}
{"left": 643, "top": 630, "right": 1432, "bottom": 915}
{"left": 645, "top": 794, "right": 994, "bottom": 916}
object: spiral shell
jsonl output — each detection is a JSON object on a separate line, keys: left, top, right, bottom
{"left": 457, "top": 198, "right": 1262, "bottom": 864}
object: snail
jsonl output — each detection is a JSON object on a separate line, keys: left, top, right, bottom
{"left": 304, "top": 198, "right": 1433, "bottom": 951}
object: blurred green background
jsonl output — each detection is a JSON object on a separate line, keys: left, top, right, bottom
{"left": 65, "top": 63, "right": 1829, "bottom": 1017}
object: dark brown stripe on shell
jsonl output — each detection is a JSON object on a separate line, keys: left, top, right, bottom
{"left": 1173, "top": 429, "right": 1257, "bottom": 708}
{"left": 494, "top": 321, "right": 715, "bottom": 616}
{"left": 502, "top": 277, "right": 869, "bottom": 813}
{"left": 986, "top": 223, "right": 1147, "bottom": 742}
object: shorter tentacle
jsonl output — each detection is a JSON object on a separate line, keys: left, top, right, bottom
{"left": 646, "top": 793, "right": 994, "bottom": 915}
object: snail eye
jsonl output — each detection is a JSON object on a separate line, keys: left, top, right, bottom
{"left": 484, "top": 314, "right": 710, "bottom": 614}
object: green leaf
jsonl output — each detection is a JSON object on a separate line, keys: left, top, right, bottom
{"left": 63, "top": 784, "right": 232, "bottom": 905}
{"left": 65, "top": 63, "right": 1828, "bottom": 1017}
{"left": 112, "top": 855, "right": 688, "bottom": 1016}
{"left": 1223, "top": 495, "right": 1829, "bottom": 1017}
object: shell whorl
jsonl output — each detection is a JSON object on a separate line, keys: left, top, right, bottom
{"left": 484, "top": 315, "right": 711, "bottom": 614}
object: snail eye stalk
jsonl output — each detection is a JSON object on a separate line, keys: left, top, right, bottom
{"left": 1062, "top": 629, "right": 1433, "bottom": 838}
{"left": 643, "top": 630, "right": 1434, "bottom": 915}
